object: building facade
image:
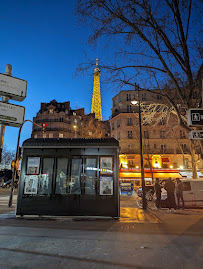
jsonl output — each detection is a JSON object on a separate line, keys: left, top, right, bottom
{"left": 32, "top": 100, "right": 110, "bottom": 139}
{"left": 109, "top": 89, "right": 202, "bottom": 172}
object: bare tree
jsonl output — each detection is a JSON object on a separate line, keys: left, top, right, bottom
{"left": 0, "top": 145, "right": 15, "bottom": 167}
{"left": 76, "top": 0, "right": 202, "bottom": 178}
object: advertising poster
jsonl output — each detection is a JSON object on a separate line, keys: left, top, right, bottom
{"left": 100, "top": 176, "right": 113, "bottom": 195}
{"left": 27, "top": 157, "right": 40, "bottom": 174}
{"left": 100, "top": 157, "right": 113, "bottom": 174}
{"left": 24, "top": 175, "right": 38, "bottom": 194}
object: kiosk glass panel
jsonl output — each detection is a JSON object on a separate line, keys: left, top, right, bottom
{"left": 55, "top": 158, "right": 68, "bottom": 194}
{"left": 70, "top": 158, "right": 82, "bottom": 194}
{"left": 39, "top": 158, "right": 54, "bottom": 195}
{"left": 85, "top": 157, "right": 97, "bottom": 195}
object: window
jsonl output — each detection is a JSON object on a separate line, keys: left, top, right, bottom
{"left": 49, "top": 109, "right": 54, "bottom": 114}
{"left": 160, "top": 131, "right": 165, "bottom": 139}
{"left": 49, "top": 133, "right": 53, "bottom": 138}
{"left": 128, "top": 144, "right": 132, "bottom": 149}
{"left": 70, "top": 158, "right": 82, "bottom": 194}
{"left": 60, "top": 117, "right": 63, "bottom": 122}
{"left": 55, "top": 158, "right": 68, "bottom": 194}
{"left": 161, "top": 144, "right": 166, "bottom": 153}
{"left": 127, "top": 118, "right": 133, "bottom": 126}
{"left": 73, "top": 112, "right": 76, "bottom": 116}
{"left": 127, "top": 93, "right": 131, "bottom": 101}
{"left": 43, "top": 133, "right": 47, "bottom": 138}
{"left": 145, "top": 144, "right": 150, "bottom": 150}
{"left": 157, "top": 95, "right": 162, "bottom": 100}
{"left": 117, "top": 119, "right": 120, "bottom": 127}
{"left": 142, "top": 93, "right": 146, "bottom": 101}
{"left": 180, "top": 130, "right": 186, "bottom": 139}
{"left": 154, "top": 144, "right": 157, "bottom": 149}
{"left": 144, "top": 131, "right": 149, "bottom": 139}
{"left": 192, "top": 92, "right": 198, "bottom": 99}
{"left": 34, "top": 134, "right": 37, "bottom": 138}
{"left": 74, "top": 119, "right": 77, "bottom": 123}
{"left": 112, "top": 122, "right": 114, "bottom": 130}
{"left": 159, "top": 118, "right": 166, "bottom": 125}
{"left": 117, "top": 132, "right": 120, "bottom": 140}
{"left": 59, "top": 133, "right": 63, "bottom": 138}
{"left": 39, "top": 158, "right": 54, "bottom": 195}
{"left": 127, "top": 105, "right": 132, "bottom": 112}
{"left": 183, "top": 182, "right": 191, "bottom": 191}
{"left": 84, "top": 157, "right": 97, "bottom": 195}
{"left": 128, "top": 131, "right": 133, "bottom": 139}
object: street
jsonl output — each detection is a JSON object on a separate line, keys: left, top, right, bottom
{"left": 0, "top": 190, "right": 202, "bottom": 269}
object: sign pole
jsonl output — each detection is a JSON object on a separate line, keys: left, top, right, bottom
{"left": 0, "top": 65, "right": 12, "bottom": 161}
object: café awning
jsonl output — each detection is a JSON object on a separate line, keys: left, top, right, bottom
{"left": 119, "top": 171, "right": 182, "bottom": 179}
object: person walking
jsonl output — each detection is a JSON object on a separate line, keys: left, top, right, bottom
{"left": 176, "top": 178, "right": 184, "bottom": 210}
{"left": 154, "top": 178, "right": 162, "bottom": 209}
{"left": 164, "top": 177, "right": 177, "bottom": 213}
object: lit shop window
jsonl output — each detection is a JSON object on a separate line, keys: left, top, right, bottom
{"left": 43, "top": 133, "right": 47, "bottom": 138}
{"left": 34, "top": 134, "right": 37, "bottom": 138}
{"left": 49, "top": 133, "right": 53, "bottom": 138}
{"left": 59, "top": 133, "right": 63, "bottom": 138}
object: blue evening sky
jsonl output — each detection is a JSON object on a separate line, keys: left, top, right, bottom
{"left": 0, "top": 0, "right": 120, "bottom": 151}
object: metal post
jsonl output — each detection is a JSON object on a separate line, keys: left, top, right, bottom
{"left": 137, "top": 85, "right": 147, "bottom": 209}
{"left": 8, "top": 120, "right": 43, "bottom": 207}
{"left": 0, "top": 64, "right": 12, "bottom": 161}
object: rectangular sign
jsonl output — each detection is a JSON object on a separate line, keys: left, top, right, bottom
{"left": 0, "top": 102, "right": 25, "bottom": 127}
{"left": 189, "top": 130, "right": 203, "bottom": 140}
{"left": 0, "top": 73, "right": 27, "bottom": 101}
{"left": 187, "top": 108, "right": 203, "bottom": 126}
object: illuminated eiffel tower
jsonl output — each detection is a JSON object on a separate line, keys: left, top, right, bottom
{"left": 91, "top": 59, "right": 102, "bottom": 121}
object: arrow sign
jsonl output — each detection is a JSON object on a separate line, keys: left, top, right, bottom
{"left": 189, "top": 130, "right": 203, "bottom": 140}
{"left": 187, "top": 108, "right": 203, "bottom": 126}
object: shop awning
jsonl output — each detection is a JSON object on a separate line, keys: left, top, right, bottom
{"left": 120, "top": 172, "right": 182, "bottom": 179}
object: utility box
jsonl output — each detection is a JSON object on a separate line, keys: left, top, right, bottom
{"left": 16, "top": 138, "right": 120, "bottom": 218}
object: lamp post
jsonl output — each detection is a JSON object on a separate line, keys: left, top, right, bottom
{"left": 131, "top": 85, "right": 147, "bottom": 209}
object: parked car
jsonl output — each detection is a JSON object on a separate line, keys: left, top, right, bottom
{"left": 1, "top": 180, "right": 11, "bottom": 188}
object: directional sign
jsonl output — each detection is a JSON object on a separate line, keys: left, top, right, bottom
{"left": 0, "top": 73, "right": 27, "bottom": 101}
{"left": 0, "top": 102, "right": 25, "bottom": 127}
{"left": 187, "top": 108, "right": 203, "bottom": 126}
{"left": 189, "top": 130, "right": 203, "bottom": 140}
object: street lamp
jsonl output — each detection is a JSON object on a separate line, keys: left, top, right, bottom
{"left": 131, "top": 85, "right": 147, "bottom": 209}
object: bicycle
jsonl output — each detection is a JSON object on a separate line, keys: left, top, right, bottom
{"left": 136, "top": 189, "right": 157, "bottom": 210}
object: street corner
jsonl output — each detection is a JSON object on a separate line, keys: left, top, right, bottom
{"left": 120, "top": 207, "right": 160, "bottom": 223}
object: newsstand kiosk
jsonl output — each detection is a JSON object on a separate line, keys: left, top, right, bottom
{"left": 16, "top": 138, "right": 120, "bottom": 218}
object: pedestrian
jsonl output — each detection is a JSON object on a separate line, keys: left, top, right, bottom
{"left": 164, "top": 177, "right": 177, "bottom": 213}
{"left": 176, "top": 178, "right": 184, "bottom": 210}
{"left": 154, "top": 178, "right": 162, "bottom": 209}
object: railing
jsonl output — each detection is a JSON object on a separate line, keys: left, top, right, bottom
{"left": 35, "top": 119, "right": 71, "bottom": 124}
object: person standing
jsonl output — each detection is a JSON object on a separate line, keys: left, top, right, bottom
{"left": 154, "top": 178, "right": 162, "bottom": 209}
{"left": 176, "top": 178, "right": 184, "bottom": 210}
{"left": 164, "top": 177, "right": 176, "bottom": 213}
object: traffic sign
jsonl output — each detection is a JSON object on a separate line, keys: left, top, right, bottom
{"left": 187, "top": 108, "right": 203, "bottom": 126}
{"left": 0, "top": 73, "right": 27, "bottom": 101}
{"left": 189, "top": 130, "right": 203, "bottom": 140}
{"left": 0, "top": 102, "right": 25, "bottom": 127}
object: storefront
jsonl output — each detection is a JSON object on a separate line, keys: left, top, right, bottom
{"left": 16, "top": 138, "right": 120, "bottom": 218}
{"left": 119, "top": 168, "right": 182, "bottom": 190}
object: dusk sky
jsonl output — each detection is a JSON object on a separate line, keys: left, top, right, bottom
{"left": 0, "top": 0, "right": 120, "bottom": 151}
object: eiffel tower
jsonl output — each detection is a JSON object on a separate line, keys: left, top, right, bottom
{"left": 91, "top": 59, "right": 102, "bottom": 121}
